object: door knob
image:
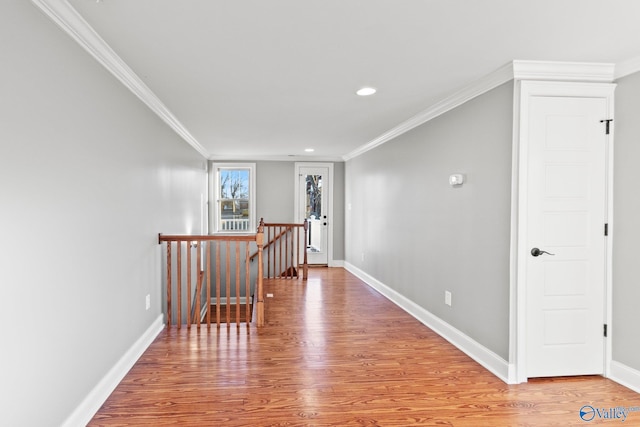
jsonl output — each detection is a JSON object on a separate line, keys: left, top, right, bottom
{"left": 531, "top": 247, "right": 555, "bottom": 257}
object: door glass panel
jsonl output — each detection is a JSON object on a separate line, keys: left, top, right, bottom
{"left": 305, "top": 174, "right": 323, "bottom": 253}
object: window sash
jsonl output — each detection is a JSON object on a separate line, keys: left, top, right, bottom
{"left": 212, "top": 163, "right": 256, "bottom": 234}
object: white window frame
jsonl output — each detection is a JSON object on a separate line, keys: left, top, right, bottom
{"left": 211, "top": 163, "right": 256, "bottom": 234}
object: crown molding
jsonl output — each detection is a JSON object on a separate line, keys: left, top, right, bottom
{"left": 615, "top": 55, "right": 640, "bottom": 79}
{"left": 31, "top": 0, "right": 210, "bottom": 159}
{"left": 209, "top": 154, "right": 345, "bottom": 162}
{"left": 344, "top": 60, "right": 621, "bottom": 161}
{"left": 343, "top": 62, "right": 515, "bottom": 161}
{"left": 512, "top": 60, "right": 615, "bottom": 82}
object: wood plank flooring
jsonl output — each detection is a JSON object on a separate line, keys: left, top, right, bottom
{"left": 90, "top": 268, "right": 639, "bottom": 426}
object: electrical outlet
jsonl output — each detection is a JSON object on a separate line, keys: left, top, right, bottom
{"left": 361, "top": 252, "right": 365, "bottom": 262}
{"left": 445, "top": 291, "right": 452, "bottom": 307}
{"left": 145, "top": 294, "right": 151, "bottom": 310}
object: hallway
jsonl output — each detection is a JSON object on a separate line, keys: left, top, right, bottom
{"left": 90, "top": 268, "right": 639, "bottom": 426}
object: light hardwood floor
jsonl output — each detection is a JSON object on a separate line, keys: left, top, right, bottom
{"left": 90, "top": 268, "right": 639, "bottom": 426}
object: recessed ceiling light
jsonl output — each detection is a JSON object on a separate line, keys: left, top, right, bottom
{"left": 356, "top": 87, "right": 376, "bottom": 96}
{"left": 305, "top": 148, "right": 315, "bottom": 153}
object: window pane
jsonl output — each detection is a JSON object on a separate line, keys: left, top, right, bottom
{"left": 219, "top": 169, "right": 251, "bottom": 232}
{"left": 305, "top": 174, "right": 323, "bottom": 252}
{"left": 305, "top": 174, "right": 322, "bottom": 220}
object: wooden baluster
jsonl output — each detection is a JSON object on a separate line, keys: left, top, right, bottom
{"left": 267, "top": 225, "right": 271, "bottom": 279}
{"left": 268, "top": 226, "right": 272, "bottom": 279}
{"left": 289, "top": 226, "right": 294, "bottom": 278}
{"left": 235, "top": 241, "right": 241, "bottom": 325}
{"left": 245, "top": 241, "right": 251, "bottom": 324}
{"left": 303, "top": 220, "right": 308, "bottom": 280}
{"left": 216, "top": 241, "right": 221, "bottom": 327}
{"left": 207, "top": 241, "right": 212, "bottom": 328}
{"left": 289, "top": 227, "right": 293, "bottom": 278}
{"left": 295, "top": 226, "right": 300, "bottom": 280}
{"left": 284, "top": 226, "right": 289, "bottom": 278}
{"left": 289, "top": 227, "right": 294, "bottom": 278}
{"left": 177, "top": 242, "right": 182, "bottom": 329}
{"left": 279, "top": 226, "right": 283, "bottom": 279}
{"left": 187, "top": 241, "right": 192, "bottom": 329}
{"left": 196, "top": 241, "right": 201, "bottom": 328}
{"left": 226, "top": 241, "right": 231, "bottom": 325}
{"left": 166, "top": 241, "right": 172, "bottom": 327}
{"left": 270, "top": 226, "right": 275, "bottom": 279}
{"left": 286, "top": 227, "right": 290, "bottom": 279}
{"left": 256, "top": 221, "right": 265, "bottom": 326}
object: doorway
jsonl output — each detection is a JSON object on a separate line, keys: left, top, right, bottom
{"left": 515, "top": 80, "right": 614, "bottom": 381}
{"left": 295, "top": 163, "right": 333, "bottom": 266}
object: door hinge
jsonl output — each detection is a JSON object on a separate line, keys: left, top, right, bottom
{"left": 604, "top": 223, "right": 609, "bottom": 236}
{"left": 604, "top": 324, "right": 608, "bottom": 337}
{"left": 600, "top": 119, "right": 613, "bottom": 135}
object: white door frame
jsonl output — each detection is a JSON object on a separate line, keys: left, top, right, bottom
{"left": 510, "top": 79, "right": 615, "bottom": 384}
{"left": 294, "top": 162, "right": 334, "bottom": 266}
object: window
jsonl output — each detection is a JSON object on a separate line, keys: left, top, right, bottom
{"left": 212, "top": 163, "right": 256, "bottom": 233}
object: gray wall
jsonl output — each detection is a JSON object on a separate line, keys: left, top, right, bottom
{"left": 333, "top": 162, "right": 346, "bottom": 261}
{"left": 0, "top": 2, "right": 206, "bottom": 425}
{"left": 257, "top": 161, "right": 296, "bottom": 223}
{"left": 612, "top": 71, "right": 640, "bottom": 372}
{"left": 345, "top": 82, "right": 513, "bottom": 359}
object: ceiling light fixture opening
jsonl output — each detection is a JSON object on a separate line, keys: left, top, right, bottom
{"left": 356, "top": 87, "right": 377, "bottom": 96}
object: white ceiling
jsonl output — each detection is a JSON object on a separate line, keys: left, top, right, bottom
{"left": 62, "top": 0, "right": 640, "bottom": 160}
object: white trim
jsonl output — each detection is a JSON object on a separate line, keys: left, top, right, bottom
{"left": 62, "top": 315, "right": 164, "bottom": 427}
{"left": 513, "top": 80, "right": 616, "bottom": 383}
{"left": 344, "top": 262, "right": 515, "bottom": 384}
{"left": 31, "top": 0, "right": 210, "bottom": 159}
{"left": 609, "top": 361, "right": 640, "bottom": 394}
{"left": 343, "top": 62, "right": 514, "bottom": 161}
{"left": 294, "top": 162, "right": 334, "bottom": 266}
{"left": 604, "top": 89, "right": 616, "bottom": 379}
{"left": 209, "top": 297, "right": 249, "bottom": 305}
{"left": 508, "top": 79, "right": 521, "bottom": 381}
{"left": 329, "top": 260, "right": 345, "bottom": 268}
{"left": 210, "top": 154, "right": 344, "bottom": 162}
{"left": 615, "top": 56, "right": 640, "bottom": 80}
{"left": 513, "top": 60, "right": 615, "bottom": 82}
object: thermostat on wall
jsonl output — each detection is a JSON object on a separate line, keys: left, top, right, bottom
{"left": 449, "top": 173, "right": 465, "bottom": 186}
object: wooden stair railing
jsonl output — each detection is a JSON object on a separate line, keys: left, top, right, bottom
{"left": 250, "top": 218, "right": 308, "bottom": 280}
{"left": 158, "top": 222, "right": 265, "bottom": 328}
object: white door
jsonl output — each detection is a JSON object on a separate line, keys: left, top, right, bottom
{"left": 296, "top": 165, "right": 331, "bottom": 265}
{"left": 525, "top": 95, "right": 608, "bottom": 377}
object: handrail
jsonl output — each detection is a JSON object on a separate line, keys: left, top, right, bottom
{"left": 158, "top": 221, "right": 265, "bottom": 328}
{"left": 250, "top": 219, "right": 308, "bottom": 280}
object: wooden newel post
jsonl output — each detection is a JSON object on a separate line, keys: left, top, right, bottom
{"left": 256, "top": 219, "right": 265, "bottom": 326}
{"left": 303, "top": 219, "right": 308, "bottom": 280}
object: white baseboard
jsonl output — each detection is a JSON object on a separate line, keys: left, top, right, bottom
{"left": 62, "top": 315, "right": 165, "bottom": 427}
{"left": 344, "top": 262, "right": 514, "bottom": 384}
{"left": 329, "top": 259, "right": 345, "bottom": 268}
{"left": 210, "top": 296, "right": 249, "bottom": 305}
{"left": 609, "top": 361, "right": 640, "bottom": 393}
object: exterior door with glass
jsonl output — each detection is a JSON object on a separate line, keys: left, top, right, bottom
{"left": 296, "top": 164, "right": 331, "bottom": 265}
